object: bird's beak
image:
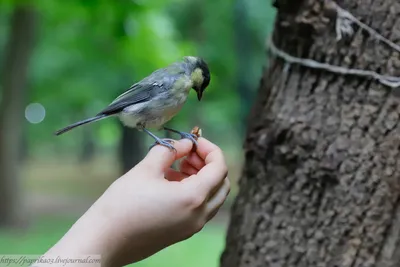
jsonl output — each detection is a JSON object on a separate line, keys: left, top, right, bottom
{"left": 197, "top": 90, "right": 203, "bottom": 101}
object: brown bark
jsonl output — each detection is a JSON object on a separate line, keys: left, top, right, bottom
{"left": 0, "top": 4, "right": 37, "bottom": 227}
{"left": 221, "top": 0, "right": 400, "bottom": 267}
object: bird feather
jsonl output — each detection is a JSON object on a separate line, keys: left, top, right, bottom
{"left": 96, "top": 63, "right": 186, "bottom": 116}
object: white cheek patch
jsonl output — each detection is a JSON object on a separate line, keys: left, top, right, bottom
{"left": 192, "top": 68, "right": 204, "bottom": 87}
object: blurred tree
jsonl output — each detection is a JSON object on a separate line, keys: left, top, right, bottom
{"left": 168, "top": 0, "right": 240, "bottom": 146}
{"left": 165, "top": 0, "right": 206, "bottom": 132}
{"left": 31, "top": 0, "right": 187, "bottom": 161}
{"left": 221, "top": 0, "right": 400, "bottom": 266}
{"left": 120, "top": 128, "right": 144, "bottom": 173}
{"left": 114, "top": 4, "right": 145, "bottom": 174}
{"left": 234, "top": 0, "right": 252, "bottom": 138}
{"left": 0, "top": 3, "right": 37, "bottom": 227}
{"left": 79, "top": 126, "right": 95, "bottom": 162}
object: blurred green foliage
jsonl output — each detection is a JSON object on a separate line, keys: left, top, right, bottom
{"left": 0, "top": 0, "right": 276, "bottom": 159}
{"left": 0, "top": 0, "right": 276, "bottom": 264}
{"left": 0, "top": 215, "right": 225, "bottom": 267}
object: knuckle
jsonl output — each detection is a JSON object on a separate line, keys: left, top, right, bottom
{"left": 214, "top": 147, "right": 223, "bottom": 154}
{"left": 181, "top": 191, "right": 206, "bottom": 210}
{"left": 225, "top": 177, "right": 230, "bottom": 186}
{"left": 226, "top": 179, "right": 231, "bottom": 195}
{"left": 136, "top": 160, "right": 154, "bottom": 173}
{"left": 221, "top": 165, "right": 229, "bottom": 177}
{"left": 192, "top": 219, "right": 206, "bottom": 233}
{"left": 183, "top": 219, "right": 205, "bottom": 238}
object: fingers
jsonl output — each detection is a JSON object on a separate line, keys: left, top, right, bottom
{"left": 166, "top": 151, "right": 203, "bottom": 180}
{"left": 179, "top": 160, "right": 198, "bottom": 176}
{"left": 195, "top": 147, "right": 228, "bottom": 194}
{"left": 165, "top": 168, "right": 188, "bottom": 182}
{"left": 178, "top": 151, "right": 206, "bottom": 176}
{"left": 167, "top": 157, "right": 199, "bottom": 181}
{"left": 205, "top": 177, "right": 230, "bottom": 221}
{"left": 195, "top": 137, "right": 221, "bottom": 161}
{"left": 165, "top": 158, "right": 199, "bottom": 181}
{"left": 184, "top": 152, "right": 205, "bottom": 170}
{"left": 140, "top": 139, "right": 193, "bottom": 174}
{"left": 183, "top": 138, "right": 228, "bottom": 196}
{"left": 165, "top": 151, "right": 204, "bottom": 181}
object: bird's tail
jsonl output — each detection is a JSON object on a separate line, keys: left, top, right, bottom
{"left": 54, "top": 114, "right": 107, "bottom": 136}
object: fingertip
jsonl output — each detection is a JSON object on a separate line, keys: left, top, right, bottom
{"left": 140, "top": 144, "right": 175, "bottom": 172}
{"left": 147, "top": 138, "right": 192, "bottom": 155}
{"left": 173, "top": 138, "right": 194, "bottom": 156}
{"left": 196, "top": 137, "right": 220, "bottom": 160}
{"left": 147, "top": 142, "right": 177, "bottom": 158}
{"left": 180, "top": 138, "right": 195, "bottom": 149}
{"left": 142, "top": 138, "right": 194, "bottom": 172}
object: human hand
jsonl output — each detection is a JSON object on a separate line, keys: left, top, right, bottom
{"left": 44, "top": 137, "right": 230, "bottom": 267}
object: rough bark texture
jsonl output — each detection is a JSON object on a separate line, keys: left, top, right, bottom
{"left": 0, "top": 5, "right": 36, "bottom": 227}
{"left": 221, "top": 0, "right": 400, "bottom": 266}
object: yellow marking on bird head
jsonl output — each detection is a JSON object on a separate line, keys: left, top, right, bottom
{"left": 191, "top": 68, "right": 204, "bottom": 88}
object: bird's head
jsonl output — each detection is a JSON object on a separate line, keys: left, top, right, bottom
{"left": 184, "top": 56, "right": 210, "bottom": 101}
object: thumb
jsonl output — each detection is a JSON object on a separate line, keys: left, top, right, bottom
{"left": 140, "top": 139, "right": 194, "bottom": 173}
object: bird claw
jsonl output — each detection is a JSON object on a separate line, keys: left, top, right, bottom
{"left": 179, "top": 132, "right": 199, "bottom": 147}
{"left": 163, "top": 127, "right": 199, "bottom": 148}
{"left": 149, "top": 138, "right": 177, "bottom": 152}
{"left": 164, "top": 127, "right": 199, "bottom": 152}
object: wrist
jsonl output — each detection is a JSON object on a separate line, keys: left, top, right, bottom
{"left": 44, "top": 202, "right": 120, "bottom": 267}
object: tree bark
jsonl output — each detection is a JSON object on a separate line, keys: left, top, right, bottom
{"left": 0, "top": 4, "right": 37, "bottom": 227}
{"left": 221, "top": 0, "right": 400, "bottom": 267}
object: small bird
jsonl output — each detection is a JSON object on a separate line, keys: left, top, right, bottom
{"left": 55, "top": 56, "right": 210, "bottom": 151}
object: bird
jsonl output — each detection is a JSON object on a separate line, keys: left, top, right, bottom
{"left": 54, "top": 56, "right": 211, "bottom": 151}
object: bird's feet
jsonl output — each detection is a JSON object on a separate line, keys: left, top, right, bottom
{"left": 149, "top": 138, "right": 177, "bottom": 152}
{"left": 163, "top": 127, "right": 199, "bottom": 147}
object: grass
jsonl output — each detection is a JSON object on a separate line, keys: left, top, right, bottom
{"left": 0, "top": 157, "right": 237, "bottom": 266}
{"left": 0, "top": 216, "right": 226, "bottom": 267}
{"left": 0, "top": 216, "right": 75, "bottom": 255}
{"left": 135, "top": 224, "right": 225, "bottom": 267}
{"left": 22, "top": 156, "right": 241, "bottom": 203}
{"left": 22, "top": 157, "right": 119, "bottom": 199}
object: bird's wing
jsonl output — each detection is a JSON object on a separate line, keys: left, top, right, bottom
{"left": 96, "top": 82, "right": 161, "bottom": 116}
{"left": 97, "top": 64, "right": 186, "bottom": 116}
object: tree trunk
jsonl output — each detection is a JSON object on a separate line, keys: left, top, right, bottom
{"left": 234, "top": 0, "right": 252, "bottom": 138}
{"left": 0, "top": 4, "right": 37, "bottom": 227}
{"left": 79, "top": 126, "right": 95, "bottom": 163}
{"left": 221, "top": 1, "right": 400, "bottom": 267}
{"left": 119, "top": 126, "right": 144, "bottom": 174}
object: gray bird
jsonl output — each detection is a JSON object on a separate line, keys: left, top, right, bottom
{"left": 55, "top": 56, "right": 210, "bottom": 150}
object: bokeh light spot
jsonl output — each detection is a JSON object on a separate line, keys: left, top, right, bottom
{"left": 25, "top": 103, "right": 46, "bottom": 124}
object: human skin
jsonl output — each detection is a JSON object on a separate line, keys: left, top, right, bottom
{"left": 36, "top": 138, "right": 230, "bottom": 267}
